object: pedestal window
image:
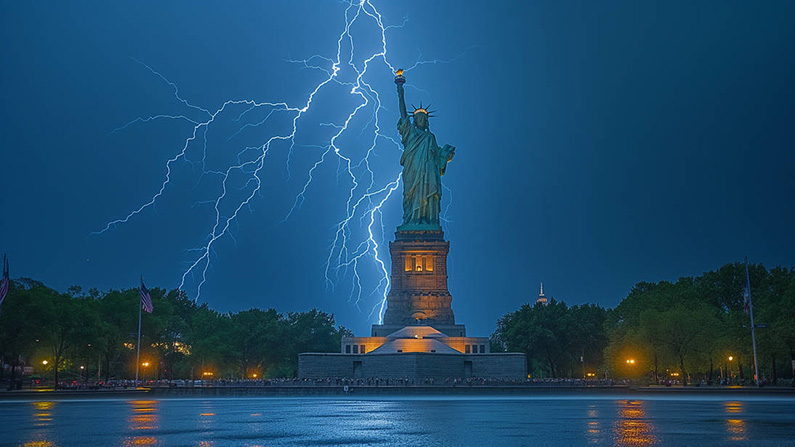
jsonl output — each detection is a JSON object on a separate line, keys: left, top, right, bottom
{"left": 404, "top": 254, "right": 434, "bottom": 273}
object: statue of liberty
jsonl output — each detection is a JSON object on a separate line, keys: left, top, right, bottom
{"left": 394, "top": 70, "right": 455, "bottom": 231}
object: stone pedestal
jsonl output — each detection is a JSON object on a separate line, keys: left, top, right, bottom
{"left": 383, "top": 230, "right": 456, "bottom": 328}
{"left": 297, "top": 227, "right": 528, "bottom": 381}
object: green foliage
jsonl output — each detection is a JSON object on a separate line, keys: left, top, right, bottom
{"left": 0, "top": 280, "right": 347, "bottom": 382}
{"left": 604, "top": 263, "right": 795, "bottom": 385}
{"left": 494, "top": 262, "right": 795, "bottom": 384}
{"left": 493, "top": 300, "right": 608, "bottom": 378}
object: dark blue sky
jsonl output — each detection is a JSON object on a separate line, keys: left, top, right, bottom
{"left": 1, "top": 1, "right": 793, "bottom": 336}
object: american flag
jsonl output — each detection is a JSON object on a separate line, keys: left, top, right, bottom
{"left": 0, "top": 254, "right": 8, "bottom": 307}
{"left": 140, "top": 277, "right": 154, "bottom": 313}
{"left": 743, "top": 260, "right": 751, "bottom": 315}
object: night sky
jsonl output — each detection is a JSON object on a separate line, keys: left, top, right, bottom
{"left": 1, "top": 1, "right": 793, "bottom": 336}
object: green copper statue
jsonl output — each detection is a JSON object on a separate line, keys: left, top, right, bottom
{"left": 394, "top": 69, "right": 455, "bottom": 231}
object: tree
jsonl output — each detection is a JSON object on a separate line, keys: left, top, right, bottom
{"left": 495, "top": 299, "right": 607, "bottom": 378}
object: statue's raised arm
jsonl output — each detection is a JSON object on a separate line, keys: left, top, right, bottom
{"left": 395, "top": 69, "right": 408, "bottom": 119}
{"left": 393, "top": 69, "right": 454, "bottom": 232}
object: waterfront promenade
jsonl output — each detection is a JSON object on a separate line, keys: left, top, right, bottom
{"left": 2, "top": 379, "right": 793, "bottom": 400}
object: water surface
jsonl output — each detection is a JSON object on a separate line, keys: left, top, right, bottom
{"left": 2, "top": 395, "right": 794, "bottom": 446}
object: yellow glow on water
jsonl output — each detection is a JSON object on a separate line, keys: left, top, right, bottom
{"left": 23, "top": 441, "right": 54, "bottom": 447}
{"left": 26, "top": 402, "right": 57, "bottom": 447}
{"left": 724, "top": 401, "right": 742, "bottom": 413}
{"left": 586, "top": 405, "right": 600, "bottom": 444}
{"left": 200, "top": 413, "right": 215, "bottom": 416}
{"left": 30, "top": 401, "right": 56, "bottom": 428}
{"left": 123, "top": 436, "right": 157, "bottom": 446}
{"left": 614, "top": 400, "right": 656, "bottom": 446}
{"left": 125, "top": 399, "right": 160, "bottom": 446}
{"left": 724, "top": 401, "right": 746, "bottom": 441}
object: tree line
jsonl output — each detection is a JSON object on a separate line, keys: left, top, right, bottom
{"left": 0, "top": 279, "right": 350, "bottom": 386}
{"left": 2, "top": 262, "right": 793, "bottom": 387}
{"left": 492, "top": 262, "right": 795, "bottom": 385}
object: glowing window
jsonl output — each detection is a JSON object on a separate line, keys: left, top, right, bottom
{"left": 360, "top": 345, "right": 365, "bottom": 354}
{"left": 406, "top": 254, "right": 434, "bottom": 273}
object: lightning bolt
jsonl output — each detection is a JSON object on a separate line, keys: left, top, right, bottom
{"left": 96, "top": 0, "right": 463, "bottom": 324}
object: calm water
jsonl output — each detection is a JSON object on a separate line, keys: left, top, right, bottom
{"left": 1, "top": 395, "right": 794, "bottom": 447}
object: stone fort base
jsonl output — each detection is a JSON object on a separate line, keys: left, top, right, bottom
{"left": 298, "top": 352, "right": 526, "bottom": 380}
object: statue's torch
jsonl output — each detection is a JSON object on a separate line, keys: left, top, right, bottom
{"left": 394, "top": 69, "right": 405, "bottom": 85}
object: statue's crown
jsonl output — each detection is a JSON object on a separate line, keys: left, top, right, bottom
{"left": 412, "top": 102, "right": 435, "bottom": 118}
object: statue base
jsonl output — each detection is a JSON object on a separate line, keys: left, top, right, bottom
{"left": 383, "top": 228, "right": 455, "bottom": 327}
{"left": 396, "top": 222, "right": 443, "bottom": 232}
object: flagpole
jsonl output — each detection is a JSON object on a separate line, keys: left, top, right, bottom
{"left": 745, "top": 257, "right": 760, "bottom": 387}
{"left": 135, "top": 277, "right": 142, "bottom": 386}
{"left": 0, "top": 254, "right": 7, "bottom": 319}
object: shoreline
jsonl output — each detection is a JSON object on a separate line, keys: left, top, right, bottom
{"left": 1, "top": 385, "right": 793, "bottom": 400}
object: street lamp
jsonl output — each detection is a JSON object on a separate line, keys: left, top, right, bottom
{"left": 140, "top": 362, "right": 150, "bottom": 384}
{"left": 41, "top": 360, "right": 48, "bottom": 366}
{"left": 625, "top": 359, "right": 635, "bottom": 364}
{"left": 725, "top": 355, "right": 735, "bottom": 385}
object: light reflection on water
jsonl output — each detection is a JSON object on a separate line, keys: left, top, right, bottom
{"left": 124, "top": 400, "right": 159, "bottom": 447}
{"left": 724, "top": 401, "right": 746, "bottom": 442}
{"left": 23, "top": 401, "right": 56, "bottom": 447}
{"left": 586, "top": 405, "right": 600, "bottom": 444}
{"left": 3, "top": 396, "right": 793, "bottom": 447}
{"left": 614, "top": 400, "right": 657, "bottom": 446}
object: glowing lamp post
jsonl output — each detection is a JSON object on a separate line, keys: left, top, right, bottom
{"left": 140, "top": 362, "right": 150, "bottom": 385}
{"left": 40, "top": 360, "right": 50, "bottom": 387}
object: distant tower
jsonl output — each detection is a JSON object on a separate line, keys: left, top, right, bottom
{"left": 536, "top": 282, "right": 549, "bottom": 306}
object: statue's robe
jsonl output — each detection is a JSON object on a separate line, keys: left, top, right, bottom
{"left": 398, "top": 116, "right": 455, "bottom": 228}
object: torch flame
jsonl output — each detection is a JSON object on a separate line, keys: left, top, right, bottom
{"left": 396, "top": 69, "right": 404, "bottom": 76}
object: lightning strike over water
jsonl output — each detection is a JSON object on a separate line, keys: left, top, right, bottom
{"left": 95, "top": 1, "right": 459, "bottom": 323}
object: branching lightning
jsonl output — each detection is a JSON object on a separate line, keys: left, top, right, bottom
{"left": 96, "top": 0, "right": 462, "bottom": 323}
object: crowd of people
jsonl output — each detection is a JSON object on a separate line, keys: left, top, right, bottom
{"left": 8, "top": 375, "right": 789, "bottom": 391}
{"left": 138, "top": 377, "right": 619, "bottom": 388}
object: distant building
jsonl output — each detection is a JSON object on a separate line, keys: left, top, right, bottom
{"left": 536, "top": 282, "right": 549, "bottom": 306}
